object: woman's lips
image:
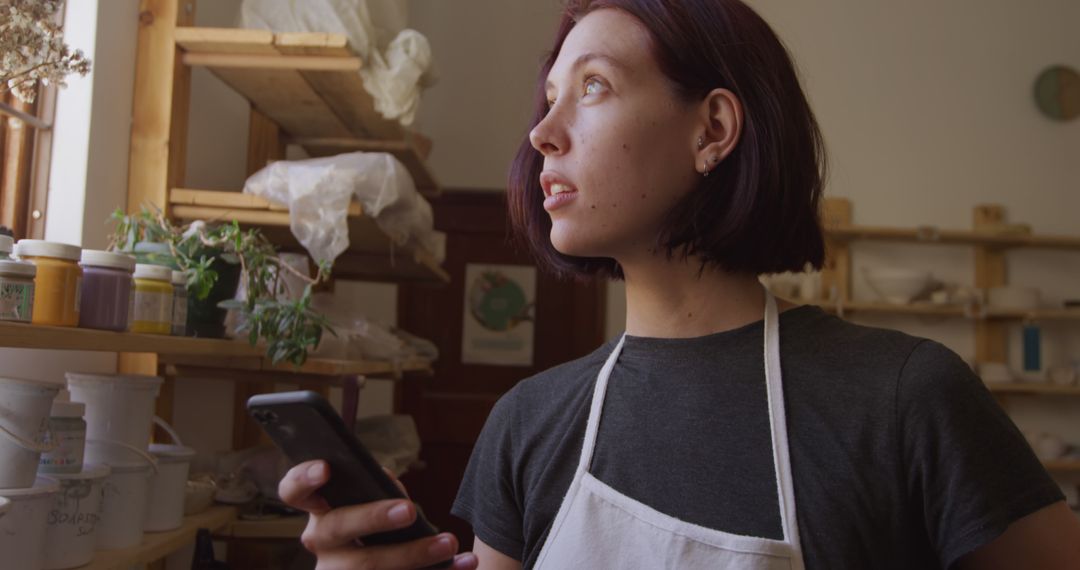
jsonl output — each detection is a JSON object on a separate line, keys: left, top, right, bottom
{"left": 540, "top": 171, "right": 578, "bottom": 212}
{"left": 544, "top": 188, "right": 578, "bottom": 211}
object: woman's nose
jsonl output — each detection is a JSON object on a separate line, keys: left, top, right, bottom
{"left": 529, "top": 111, "right": 570, "bottom": 157}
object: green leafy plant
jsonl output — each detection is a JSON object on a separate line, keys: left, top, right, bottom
{"left": 109, "top": 207, "right": 335, "bottom": 366}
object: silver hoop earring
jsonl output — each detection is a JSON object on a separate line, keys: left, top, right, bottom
{"left": 703, "top": 161, "right": 710, "bottom": 177}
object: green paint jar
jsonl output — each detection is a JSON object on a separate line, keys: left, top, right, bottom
{"left": 0, "top": 259, "right": 36, "bottom": 322}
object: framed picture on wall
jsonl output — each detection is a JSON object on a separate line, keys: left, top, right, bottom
{"left": 461, "top": 263, "right": 537, "bottom": 366}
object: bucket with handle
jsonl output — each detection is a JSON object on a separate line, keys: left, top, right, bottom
{"left": 65, "top": 373, "right": 162, "bottom": 465}
{"left": 43, "top": 464, "right": 110, "bottom": 569}
{"left": 144, "top": 418, "right": 196, "bottom": 532}
{"left": 0, "top": 376, "right": 60, "bottom": 487}
{"left": 0, "top": 477, "right": 61, "bottom": 570}
{"left": 97, "top": 461, "right": 153, "bottom": 550}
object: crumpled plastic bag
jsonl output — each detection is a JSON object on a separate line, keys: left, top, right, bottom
{"left": 239, "top": 0, "right": 433, "bottom": 126}
{"left": 310, "top": 291, "right": 439, "bottom": 363}
{"left": 243, "top": 151, "right": 445, "bottom": 266}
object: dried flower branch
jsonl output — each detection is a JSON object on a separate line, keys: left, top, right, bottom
{"left": 0, "top": 0, "right": 91, "bottom": 103}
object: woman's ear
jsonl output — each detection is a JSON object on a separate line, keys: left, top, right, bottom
{"left": 694, "top": 88, "right": 744, "bottom": 175}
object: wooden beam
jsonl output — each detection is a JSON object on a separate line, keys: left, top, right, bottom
{"left": 973, "top": 205, "right": 1008, "bottom": 363}
{"left": 821, "top": 197, "right": 852, "bottom": 303}
{"left": 127, "top": 0, "right": 195, "bottom": 214}
{"left": 246, "top": 107, "right": 285, "bottom": 176}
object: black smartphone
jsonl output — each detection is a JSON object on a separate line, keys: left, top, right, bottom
{"left": 247, "top": 390, "right": 448, "bottom": 563}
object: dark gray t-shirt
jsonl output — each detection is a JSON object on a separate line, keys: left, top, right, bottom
{"left": 452, "top": 305, "right": 1063, "bottom": 569}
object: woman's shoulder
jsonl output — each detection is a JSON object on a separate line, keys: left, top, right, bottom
{"left": 781, "top": 305, "right": 975, "bottom": 395}
{"left": 497, "top": 338, "right": 616, "bottom": 415}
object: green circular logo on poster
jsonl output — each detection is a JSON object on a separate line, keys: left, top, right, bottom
{"left": 469, "top": 271, "right": 529, "bottom": 332}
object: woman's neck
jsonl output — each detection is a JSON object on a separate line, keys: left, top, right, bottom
{"left": 621, "top": 258, "right": 783, "bottom": 339}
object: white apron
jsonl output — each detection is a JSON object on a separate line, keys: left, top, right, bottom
{"left": 534, "top": 291, "right": 806, "bottom": 569}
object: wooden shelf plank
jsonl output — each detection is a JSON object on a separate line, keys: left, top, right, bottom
{"left": 826, "top": 225, "right": 1080, "bottom": 251}
{"left": 82, "top": 506, "right": 236, "bottom": 570}
{"left": 986, "top": 382, "right": 1080, "bottom": 396}
{"left": 814, "top": 301, "right": 969, "bottom": 318}
{"left": 1044, "top": 460, "right": 1080, "bottom": 473}
{"left": 169, "top": 188, "right": 449, "bottom": 284}
{"left": 0, "top": 321, "right": 430, "bottom": 378}
{"left": 160, "top": 353, "right": 432, "bottom": 378}
{"left": 984, "top": 308, "right": 1080, "bottom": 321}
{"left": 218, "top": 515, "right": 307, "bottom": 539}
{"left": 174, "top": 27, "right": 439, "bottom": 196}
{"left": 814, "top": 301, "right": 1080, "bottom": 322}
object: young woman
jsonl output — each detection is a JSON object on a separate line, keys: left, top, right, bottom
{"left": 279, "top": 1, "right": 1080, "bottom": 568}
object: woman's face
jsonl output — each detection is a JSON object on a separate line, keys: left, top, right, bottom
{"left": 531, "top": 8, "right": 702, "bottom": 262}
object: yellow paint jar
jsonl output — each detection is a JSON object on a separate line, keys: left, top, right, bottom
{"left": 131, "top": 264, "right": 174, "bottom": 334}
{"left": 14, "top": 240, "right": 82, "bottom": 327}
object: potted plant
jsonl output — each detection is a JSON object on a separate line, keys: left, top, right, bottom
{"left": 110, "top": 207, "right": 334, "bottom": 366}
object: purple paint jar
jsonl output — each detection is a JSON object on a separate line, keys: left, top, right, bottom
{"left": 78, "top": 250, "right": 136, "bottom": 331}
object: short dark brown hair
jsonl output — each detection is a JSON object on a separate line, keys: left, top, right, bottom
{"left": 507, "top": 0, "right": 827, "bottom": 279}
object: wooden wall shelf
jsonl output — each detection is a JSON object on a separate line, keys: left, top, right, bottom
{"left": 1043, "top": 460, "right": 1080, "bottom": 474}
{"left": 826, "top": 225, "right": 1080, "bottom": 251}
{"left": 987, "top": 383, "right": 1080, "bottom": 396}
{"left": 174, "top": 27, "right": 440, "bottom": 196}
{"left": 82, "top": 506, "right": 236, "bottom": 570}
{"left": 814, "top": 301, "right": 1080, "bottom": 322}
{"left": 169, "top": 188, "right": 450, "bottom": 284}
{"left": 0, "top": 321, "right": 429, "bottom": 378}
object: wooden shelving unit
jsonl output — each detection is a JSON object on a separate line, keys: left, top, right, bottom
{"left": 169, "top": 188, "right": 449, "bottom": 283}
{"left": 173, "top": 27, "right": 439, "bottom": 196}
{"left": 987, "top": 383, "right": 1080, "bottom": 396}
{"left": 82, "top": 506, "right": 236, "bottom": 570}
{"left": 118, "top": 3, "right": 448, "bottom": 565}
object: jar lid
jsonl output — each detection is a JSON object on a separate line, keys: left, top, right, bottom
{"left": 81, "top": 250, "right": 136, "bottom": 272}
{"left": 0, "top": 259, "right": 36, "bottom": 277}
{"left": 13, "top": 239, "right": 81, "bottom": 261}
{"left": 134, "top": 263, "right": 173, "bottom": 282}
{"left": 51, "top": 400, "right": 85, "bottom": 418}
{"left": 171, "top": 270, "right": 187, "bottom": 286}
{"left": 0, "top": 234, "right": 12, "bottom": 254}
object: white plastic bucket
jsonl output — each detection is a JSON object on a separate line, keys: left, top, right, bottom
{"left": 66, "top": 373, "right": 162, "bottom": 465}
{"left": 43, "top": 464, "right": 110, "bottom": 569}
{"left": 0, "top": 377, "right": 60, "bottom": 488}
{"left": 144, "top": 443, "right": 196, "bottom": 532}
{"left": 97, "top": 463, "right": 152, "bottom": 550}
{"left": 0, "top": 477, "right": 61, "bottom": 570}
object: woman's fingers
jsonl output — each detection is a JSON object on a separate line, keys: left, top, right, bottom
{"left": 314, "top": 532, "right": 463, "bottom": 570}
{"left": 279, "top": 460, "right": 332, "bottom": 514}
{"left": 301, "top": 499, "right": 418, "bottom": 552}
{"left": 453, "top": 552, "right": 480, "bottom": 569}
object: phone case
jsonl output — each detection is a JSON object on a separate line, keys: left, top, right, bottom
{"left": 247, "top": 391, "right": 443, "bottom": 549}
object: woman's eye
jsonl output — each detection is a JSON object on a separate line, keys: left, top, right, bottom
{"left": 584, "top": 77, "right": 604, "bottom": 96}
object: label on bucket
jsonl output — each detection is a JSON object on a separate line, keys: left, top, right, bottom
{"left": 48, "top": 480, "right": 102, "bottom": 537}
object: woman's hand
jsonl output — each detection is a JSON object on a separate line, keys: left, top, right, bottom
{"left": 279, "top": 460, "right": 479, "bottom": 570}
